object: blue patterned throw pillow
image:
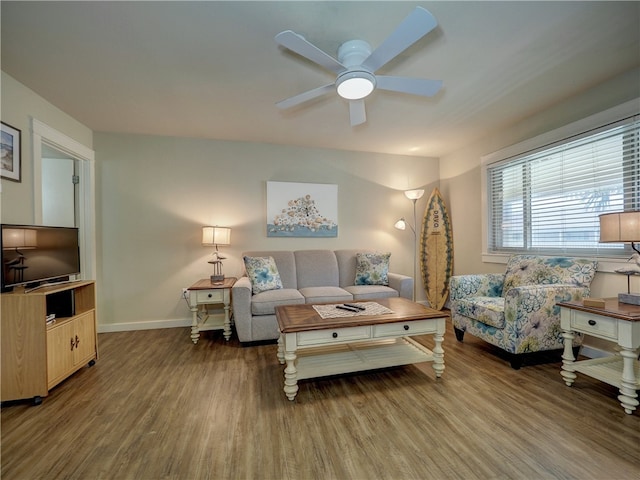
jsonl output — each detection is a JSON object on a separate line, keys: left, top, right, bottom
{"left": 243, "top": 256, "right": 283, "bottom": 295}
{"left": 355, "top": 252, "right": 391, "bottom": 286}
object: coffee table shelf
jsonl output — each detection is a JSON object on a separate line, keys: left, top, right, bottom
{"left": 295, "top": 337, "right": 434, "bottom": 380}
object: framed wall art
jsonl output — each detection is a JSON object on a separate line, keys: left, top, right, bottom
{"left": 1, "top": 122, "right": 21, "bottom": 182}
{"left": 267, "top": 181, "right": 338, "bottom": 237}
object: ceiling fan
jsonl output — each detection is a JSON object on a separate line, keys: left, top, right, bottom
{"left": 275, "top": 6, "right": 443, "bottom": 126}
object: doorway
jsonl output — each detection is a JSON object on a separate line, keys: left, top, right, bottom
{"left": 42, "top": 143, "right": 76, "bottom": 227}
{"left": 31, "top": 119, "right": 96, "bottom": 281}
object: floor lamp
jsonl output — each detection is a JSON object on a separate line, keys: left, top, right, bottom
{"left": 394, "top": 189, "right": 425, "bottom": 301}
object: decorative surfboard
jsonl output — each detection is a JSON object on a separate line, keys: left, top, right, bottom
{"left": 419, "top": 188, "right": 454, "bottom": 311}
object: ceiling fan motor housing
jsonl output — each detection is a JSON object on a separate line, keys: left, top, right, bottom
{"left": 337, "top": 39, "right": 372, "bottom": 66}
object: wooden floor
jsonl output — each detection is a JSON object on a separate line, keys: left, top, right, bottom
{"left": 2, "top": 321, "right": 639, "bottom": 480}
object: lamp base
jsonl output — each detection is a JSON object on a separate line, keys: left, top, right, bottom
{"left": 210, "top": 274, "right": 225, "bottom": 283}
{"left": 618, "top": 292, "right": 640, "bottom": 305}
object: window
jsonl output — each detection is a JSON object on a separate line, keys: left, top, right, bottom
{"left": 485, "top": 112, "right": 639, "bottom": 258}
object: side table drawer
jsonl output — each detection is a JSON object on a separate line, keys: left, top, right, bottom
{"left": 195, "top": 290, "right": 224, "bottom": 304}
{"left": 373, "top": 319, "right": 437, "bottom": 338}
{"left": 571, "top": 311, "right": 617, "bottom": 340}
{"left": 297, "top": 326, "right": 371, "bottom": 346}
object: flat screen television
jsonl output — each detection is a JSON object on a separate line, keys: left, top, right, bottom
{"left": 1, "top": 224, "right": 81, "bottom": 292}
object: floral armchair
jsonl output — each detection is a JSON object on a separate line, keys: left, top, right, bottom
{"left": 449, "top": 255, "right": 598, "bottom": 369}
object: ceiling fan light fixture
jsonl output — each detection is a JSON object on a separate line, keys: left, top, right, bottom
{"left": 336, "top": 71, "right": 376, "bottom": 100}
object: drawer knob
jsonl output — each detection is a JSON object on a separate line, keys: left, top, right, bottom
{"left": 332, "top": 332, "right": 338, "bottom": 338}
{"left": 588, "top": 319, "right": 597, "bottom": 326}
{"left": 208, "top": 293, "right": 213, "bottom": 298}
{"left": 403, "top": 325, "right": 410, "bottom": 331}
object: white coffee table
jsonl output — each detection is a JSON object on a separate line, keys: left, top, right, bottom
{"left": 276, "top": 297, "right": 446, "bottom": 401}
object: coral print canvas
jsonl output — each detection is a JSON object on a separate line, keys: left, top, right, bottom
{"left": 267, "top": 181, "right": 338, "bottom": 237}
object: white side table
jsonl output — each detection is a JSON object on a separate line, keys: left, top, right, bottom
{"left": 187, "top": 277, "right": 236, "bottom": 344}
{"left": 559, "top": 298, "right": 640, "bottom": 415}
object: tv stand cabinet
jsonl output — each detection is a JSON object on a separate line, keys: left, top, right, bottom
{"left": 1, "top": 281, "right": 98, "bottom": 405}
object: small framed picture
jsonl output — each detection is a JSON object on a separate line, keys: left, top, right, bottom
{"left": 1, "top": 121, "right": 22, "bottom": 182}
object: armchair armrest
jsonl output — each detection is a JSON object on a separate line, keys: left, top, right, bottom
{"left": 232, "top": 276, "right": 253, "bottom": 341}
{"left": 388, "top": 272, "right": 413, "bottom": 300}
{"left": 450, "top": 273, "right": 505, "bottom": 300}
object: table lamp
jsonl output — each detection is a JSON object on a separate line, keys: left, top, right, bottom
{"left": 599, "top": 211, "right": 640, "bottom": 305}
{"left": 202, "top": 226, "right": 231, "bottom": 283}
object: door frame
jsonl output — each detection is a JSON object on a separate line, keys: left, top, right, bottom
{"left": 31, "top": 118, "right": 96, "bottom": 281}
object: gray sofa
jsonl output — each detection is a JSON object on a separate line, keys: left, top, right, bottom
{"left": 232, "top": 249, "right": 413, "bottom": 342}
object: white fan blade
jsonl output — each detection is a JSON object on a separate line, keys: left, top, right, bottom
{"left": 349, "top": 99, "right": 366, "bottom": 126}
{"left": 376, "top": 76, "right": 443, "bottom": 97}
{"left": 276, "top": 30, "right": 346, "bottom": 74}
{"left": 362, "top": 7, "right": 437, "bottom": 72}
{"left": 276, "top": 83, "right": 335, "bottom": 109}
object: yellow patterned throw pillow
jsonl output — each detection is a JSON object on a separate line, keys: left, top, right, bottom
{"left": 355, "top": 252, "right": 391, "bottom": 286}
{"left": 243, "top": 256, "right": 284, "bottom": 295}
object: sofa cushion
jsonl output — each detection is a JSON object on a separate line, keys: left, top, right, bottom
{"left": 355, "top": 252, "right": 391, "bottom": 285}
{"left": 453, "top": 296, "right": 506, "bottom": 329}
{"left": 250, "top": 288, "right": 305, "bottom": 316}
{"left": 294, "top": 250, "right": 339, "bottom": 288}
{"left": 345, "top": 285, "right": 399, "bottom": 300}
{"left": 503, "top": 255, "right": 598, "bottom": 296}
{"left": 299, "top": 286, "right": 353, "bottom": 304}
{"left": 244, "top": 256, "right": 284, "bottom": 294}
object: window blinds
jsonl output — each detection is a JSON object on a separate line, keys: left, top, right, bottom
{"left": 487, "top": 115, "right": 639, "bottom": 256}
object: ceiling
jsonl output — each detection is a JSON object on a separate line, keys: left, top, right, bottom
{"left": 2, "top": 1, "right": 639, "bottom": 158}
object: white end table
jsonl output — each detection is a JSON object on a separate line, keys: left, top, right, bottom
{"left": 187, "top": 277, "right": 235, "bottom": 344}
{"left": 559, "top": 298, "right": 640, "bottom": 415}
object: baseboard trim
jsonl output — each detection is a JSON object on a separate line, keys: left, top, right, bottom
{"left": 98, "top": 318, "right": 191, "bottom": 333}
{"left": 99, "top": 321, "right": 620, "bottom": 357}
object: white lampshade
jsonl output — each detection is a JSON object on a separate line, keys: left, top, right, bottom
{"left": 404, "top": 189, "right": 425, "bottom": 201}
{"left": 599, "top": 212, "right": 640, "bottom": 243}
{"left": 394, "top": 218, "right": 407, "bottom": 231}
{"left": 2, "top": 228, "right": 38, "bottom": 249}
{"left": 202, "top": 226, "right": 231, "bottom": 246}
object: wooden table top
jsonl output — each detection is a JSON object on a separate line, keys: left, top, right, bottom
{"left": 276, "top": 297, "right": 449, "bottom": 333}
{"left": 187, "top": 277, "right": 236, "bottom": 290}
{"left": 558, "top": 298, "right": 640, "bottom": 322}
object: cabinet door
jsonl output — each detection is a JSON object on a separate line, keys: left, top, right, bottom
{"left": 1, "top": 295, "right": 48, "bottom": 401}
{"left": 47, "top": 321, "right": 75, "bottom": 388}
{"left": 73, "top": 311, "right": 96, "bottom": 366}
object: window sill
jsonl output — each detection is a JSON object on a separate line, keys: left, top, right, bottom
{"left": 481, "top": 253, "right": 634, "bottom": 274}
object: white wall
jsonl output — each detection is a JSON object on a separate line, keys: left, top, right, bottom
{"left": 94, "top": 133, "right": 439, "bottom": 330}
{"left": 0, "top": 72, "right": 93, "bottom": 224}
{"left": 4, "top": 66, "right": 639, "bottom": 337}
{"left": 440, "top": 67, "right": 640, "bottom": 299}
